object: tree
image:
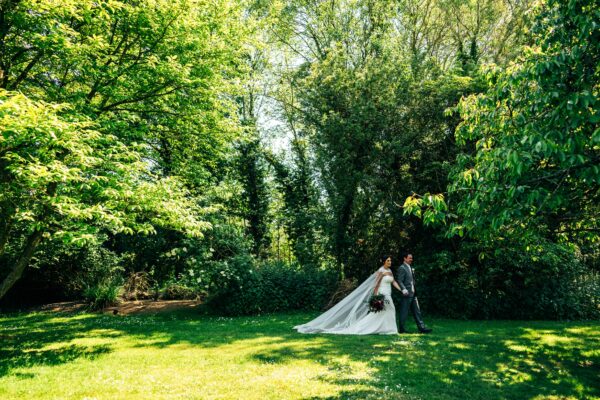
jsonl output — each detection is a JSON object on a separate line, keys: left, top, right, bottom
{"left": 266, "top": 143, "right": 324, "bottom": 267}
{"left": 471, "top": 0, "right": 597, "bottom": 244}
{"left": 235, "top": 47, "right": 272, "bottom": 258}
{"left": 406, "top": 0, "right": 599, "bottom": 249}
{"left": 0, "top": 0, "right": 249, "bottom": 299}
{"left": 0, "top": 0, "right": 246, "bottom": 187}
{"left": 258, "top": 0, "right": 528, "bottom": 276}
{"left": 237, "top": 134, "right": 271, "bottom": 257}
{"left": 0, "top": 91, "right": 208, "bottom": 299}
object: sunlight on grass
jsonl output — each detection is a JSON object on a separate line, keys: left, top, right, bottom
{"left": 503, "top": 340, "right": 532, "bottom": 353}
{"left": 0, "top": 311, "right": 598, "bottom": 400}
{"left": 526, "top": 332, "right": 579, "bottom": 346}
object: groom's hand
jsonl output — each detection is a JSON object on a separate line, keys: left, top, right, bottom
{"left": 402, "top": 289, "right": 409, "bottom": 296}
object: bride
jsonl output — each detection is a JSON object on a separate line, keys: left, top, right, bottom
{"left": 294, "top": 255, "right": 401, "bottom": 335}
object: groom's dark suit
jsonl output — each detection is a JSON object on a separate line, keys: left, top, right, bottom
{"left": 392, "top": 262, "right": 427, "bottom": 332}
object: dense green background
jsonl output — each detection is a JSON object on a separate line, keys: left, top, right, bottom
{"left": 0, "top": 0, "right": 598, "bottom": 319}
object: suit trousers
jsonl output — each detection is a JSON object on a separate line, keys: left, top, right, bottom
{"left": 397, "top": 295, "right": 426, "bottom": 331}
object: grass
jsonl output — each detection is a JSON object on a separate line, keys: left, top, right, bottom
{"left": 0, "top": 309, "right": 598, "bottom": 400}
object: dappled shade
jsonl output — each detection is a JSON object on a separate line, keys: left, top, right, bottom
{"left": 1, "top": 310, "right": 598, "bottom": 399}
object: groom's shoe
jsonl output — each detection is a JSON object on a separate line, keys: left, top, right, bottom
{"left": 418, "top": 327, "right": 432, "bottom": 334}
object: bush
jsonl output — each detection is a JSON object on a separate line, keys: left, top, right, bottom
{"left": 0, "top": 239, "right": 125, "bottom": 307}
{"left": 83, "top": 279, "right": 122, "bottom": 310}
{"left": 158, "top": 283, "right": 201, "bottom": 300}
{"left": 110, "top": 222, "right": 253, "bottom": 286}
{"left": 414, "top": 249, "right": 480, "bottom": 319}
{"left": 122, "top": 271, "right": 152, "bottom": 300}
{"left": 417, "top": 241, "right": 600, "bottom": 320}
{"left": 205, "top": 256, "right": 339, "bottom": 315}
{"left": 323, "top": 278, "right": 359, "bottom": 310}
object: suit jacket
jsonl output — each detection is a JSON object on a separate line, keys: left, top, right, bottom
{"left": 394, "top": 262, "right": 416, "bottom": 297}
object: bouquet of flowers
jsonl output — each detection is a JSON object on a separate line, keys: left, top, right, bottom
{"left": 367, "top": 293, "right": 388, "bottom": 313}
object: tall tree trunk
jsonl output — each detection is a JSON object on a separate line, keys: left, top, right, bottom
{"left": 335, "top": 191, "right": 355, "bottom": 272}
{"left": 0, "top": 175, "right": 55, "bottom": 299}
{"left": 0, "top": 229, "right": 44, "bottom": 300}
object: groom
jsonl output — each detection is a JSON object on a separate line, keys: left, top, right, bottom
{"left": 393, "top": 252, "right": 432, "bottom": 334}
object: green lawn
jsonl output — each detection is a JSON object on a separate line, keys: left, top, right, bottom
{"left": 0, "top": 309, "right": 598, "bottom": 400}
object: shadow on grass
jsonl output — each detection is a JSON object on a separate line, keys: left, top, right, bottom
{"left": 0, "top": 312, "right": 115, "bottom": 378}
{"left": 0, "top": 344, "right": 111, "bottom": 377}
{"left": 0, "top": 310, "right": 598, "bottom": 399}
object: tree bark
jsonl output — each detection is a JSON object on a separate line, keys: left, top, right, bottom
{"left": 0, "top": 179, "right": 54, "bottom": 300}
{"left": 0, "top": 229, "right": 44, "bottom": 300}
{"left": 0, "top": 168, "right": 57, "bottom": 300}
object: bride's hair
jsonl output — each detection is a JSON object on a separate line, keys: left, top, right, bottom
{"left": 380, "top": 254, "right": 391, "bottom": 265}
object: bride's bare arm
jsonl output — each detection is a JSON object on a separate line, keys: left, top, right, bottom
{"left": 373, "top": 272, "right": 384, "bottom": 295}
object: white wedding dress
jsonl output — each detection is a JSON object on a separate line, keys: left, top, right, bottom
{"left": 294, "top": 266, "right": 398, "bottom": 335}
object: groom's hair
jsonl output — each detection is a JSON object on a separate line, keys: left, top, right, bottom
{"left": 401, "top": 251, "right": 412, "bottom": 260}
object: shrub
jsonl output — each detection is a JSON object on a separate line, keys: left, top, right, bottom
{"left": 83, "top": 279, "right": 122, "bottom": 310}
{"left": 122, "top": 271, "right": 152, "bottom": 300}
{"left": 205, "top": 257, "right": 339, "bottom": 315}
{"left": 111, "top": 222, "right": 253, "bottom": 286}
{"left": 417, "top": 241, "right": 600, "bottom": 320}
{"left": 0, "top": 239, "right": 125, "bottom": 306}
{"left": 159, "top": 283, "right": 201, "bottom": 300}
{"left": 323, "top": 278, "right": 359, "bottom": 310}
